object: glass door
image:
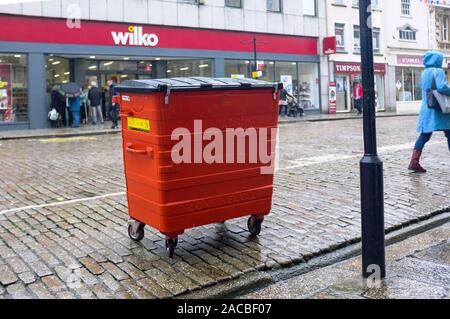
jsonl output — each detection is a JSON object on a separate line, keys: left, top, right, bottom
{"left": 335, "top": 75, "right": 350, "bottom": 112}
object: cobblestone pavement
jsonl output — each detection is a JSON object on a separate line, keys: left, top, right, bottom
{"left": 244, "top": 221, "right": 450, "bottom": 299}
{"left": 0, "top": 117, "right": 449, "bottom": 299}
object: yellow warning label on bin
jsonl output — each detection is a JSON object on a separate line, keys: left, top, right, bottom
{"left": 127, "top": 117, "right": 150, "bottom": 133}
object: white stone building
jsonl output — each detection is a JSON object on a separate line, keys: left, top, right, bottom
{"left": 325, "top": 0, "right": 432, "bottom": 114}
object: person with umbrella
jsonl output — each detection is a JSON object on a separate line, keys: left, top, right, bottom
{"left": 58, "top": 82, "right": 82, "bottom": 128}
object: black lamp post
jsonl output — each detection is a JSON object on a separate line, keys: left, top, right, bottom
{"left": 359, "top": 0, "right": 386, "bottom": 279}
{"left": 241, "top": 34, "right": 268, "bottom": 78}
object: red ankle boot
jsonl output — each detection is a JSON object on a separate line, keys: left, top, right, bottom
{"left": 408, "top": 150, "right": 427, "bottom": 173}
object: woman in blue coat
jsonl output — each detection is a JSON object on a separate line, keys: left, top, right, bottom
{"left": 409, "top": 51, "right": 450, "bottom": 173}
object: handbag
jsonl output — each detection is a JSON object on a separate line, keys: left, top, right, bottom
{"left": 48, "top": 108, "right": 59, "bottom": 121}
{"left": 427, "top": 69, "right": 450, "bottom": 114}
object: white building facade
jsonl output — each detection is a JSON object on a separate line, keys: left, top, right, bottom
{"left": 0, "top": 0, "right": 329, "bottom": 130}
{"left": 326, "top": 0, "right": 432, "bottom": 114}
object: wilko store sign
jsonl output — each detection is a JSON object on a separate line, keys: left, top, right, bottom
{"left": 334, "top": 62, "right": 386, "bottom": 75}
{"left": 323, "top": 36, "right": 337, "bottom": 55}
{"left": 112, "top": 26, "right": 159, "bottom": 47}
{"left": 0, "top": 14, "right": 318, "bottom": 56}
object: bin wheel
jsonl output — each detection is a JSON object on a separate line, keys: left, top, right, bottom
{"left": 128, "top": 221, "right": 145, "bottom": 242}
{"left": 247, "top": 215, "right": 263, "bottom": 237}
{"left": 165, "top": 238, "right": 178, "bottom": 258}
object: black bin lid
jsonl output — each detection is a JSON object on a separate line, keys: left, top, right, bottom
{"left": 116, "top": 77, "right": 281, "bottom": 93}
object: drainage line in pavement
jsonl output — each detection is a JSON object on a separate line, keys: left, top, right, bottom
{"left": 0, "top": 191, "right": 126, "bottom": 215}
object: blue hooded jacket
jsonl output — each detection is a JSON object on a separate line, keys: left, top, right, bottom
{"left": 417, "top": 51, "right": 450, "bottom": 133}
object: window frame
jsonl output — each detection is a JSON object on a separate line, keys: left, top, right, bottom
{"left": 267, "top": 0, "right": 282, "bottom": 13}
{"left": 225, "top": 0, "right": 242, "bottom": 9}
{"left": 401, "top": 0, "right": 411, "bottom": 16}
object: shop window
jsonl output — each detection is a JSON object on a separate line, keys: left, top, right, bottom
{"left": 299, "top": 63, "right": 320, "bottom": 110}
{"left": 166, "top": 59, "right": 212, "bottom": 78}
{"left": 46, "top": 56, "right": 70, "bottom": 87}
{"left": 258, "top": 61, "right": 275, "bottom": 82}
{"left": 396, "top": 67, "right": 422, "bottom": 102}
{"left": 0, "top": 54, "right": 28, "bottom": 123}
{"left": 275, "top": 61, "right": 298, "bottom": 99}
{"left": 224, "top": 60, "right": 251, "bottom": 78}
{"left": 100, "top": 60, "right": 138, "bottom": 72}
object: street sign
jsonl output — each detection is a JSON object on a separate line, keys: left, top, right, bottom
{"left": 323, "top": 36, "right": 337, "bottom": 55}
{"left": 329, "top": 82, "right": 337, "bottom": 114}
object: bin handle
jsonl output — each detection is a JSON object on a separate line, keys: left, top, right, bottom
{"left": 120, "top": 111, "right": 134, "bottom": 117}
{"left": 126, "top": 143, "right": 153, "bottom": 158}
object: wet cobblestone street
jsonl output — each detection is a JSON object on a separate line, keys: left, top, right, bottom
{"left": 0, "top": 116, "right": 449, "bottom": 299}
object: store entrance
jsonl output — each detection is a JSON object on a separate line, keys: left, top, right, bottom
{"left": 335, "top": 74, "right": 384, "bottom": 113}
{"left": 335, "top": 75, "right": 350, "bottom": 112}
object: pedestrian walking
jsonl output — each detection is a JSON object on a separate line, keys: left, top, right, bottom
{"left": 88, "top": 81, "right": 104, "bottom": 125}
{"left": 102, "top": 86, "right": 108, "bottom": 121}
{"left": 278, "top": 85, "right": 289, "bottom": 116}
{"left": 108, "top": 77, "right": 119, "bottom": 129}
{"left": 50, "top": 85, "right": 65, "bottom": 128}
{"left": 409, "top": 51, "right": 450, "bottom": 173}
{"left": 69, "top": 93, "right": 81, "bottom": 128}
{"left": 353, "top": 82, "right": 363, "bottom": 115}
{"left": 80, "top": 85, "right": 89, "bottom": 125}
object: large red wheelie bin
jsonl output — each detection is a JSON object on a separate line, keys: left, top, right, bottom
{"left": 116, "top": 77, "right": 281, "bottom": 257}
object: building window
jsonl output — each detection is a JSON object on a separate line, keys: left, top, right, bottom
{"left": 353, "top": 25, "right": 380, "bottom": 52}
{"left": 303, "top": 0, "right": 316, "bottom": 16}
{"left": 0, "top": 53, "right": 28, "bottom": 124}
{"left": 399, "top": 25, "right": 417, "bottom": 41}
{"left": 225, "top": 0, "right": 242, "bottom": 8}
{"left": 401, "top": 0, "right": 410, "bottom": 16}
{"left": 373, "top": 27, "right": 380, "bottom": 52}
{"left": 442, "top": 16, "right": 449, "bottom": 42}
{"left": 396, "top": 67, "right": 422, "bottom": 102}
{"left": 353, "top": 25, "right": 360, "bottom": 53}
{"left": 267, "top": 0, "right": 282, "bottom": 12}
{"left": 335, "top": 23, "right": 346, "bottom": 51}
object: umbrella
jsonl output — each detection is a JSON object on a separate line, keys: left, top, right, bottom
{"left": 57, "top": 82, "right": 84, "bottom": 127}
{"left": 58, "top": 82, "right": 81, "bottom": 98}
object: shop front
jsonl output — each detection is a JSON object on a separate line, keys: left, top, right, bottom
{"left": 393, "top": 54, "right": 425, "bottom": 114}
{"left": 0, "top": 14, "right": 320, "bottom": 130}
{"left": 333, "top": 61, "right": 386, "bottom": 113}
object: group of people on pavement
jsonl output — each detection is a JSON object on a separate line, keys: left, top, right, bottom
{"left": 49, "top": 77, "right": 120, "bottom": 129}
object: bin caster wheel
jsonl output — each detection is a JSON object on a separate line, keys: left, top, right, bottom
{"left": 247, "top": 215, "right": 263, "bottom": 237}
{"left": 128, "top": 221, "right": 145, "bottom": 242}
{"left": 165, "top": 238, "right": 178, "bottom": 258}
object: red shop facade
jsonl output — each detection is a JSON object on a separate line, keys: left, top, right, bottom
{"left": 333, "top": 61, "right": 386, "bottom": 113}
{"left": 0, "top": 14, "right": 321, "bottom": 130}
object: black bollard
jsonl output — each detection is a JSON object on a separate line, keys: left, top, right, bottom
{"left": 359, "top": 0, "right": 386, "bottom": 279}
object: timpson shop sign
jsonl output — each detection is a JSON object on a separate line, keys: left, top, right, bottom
{"left": 334, "top": 61, "right": 386, "bottom": 75}
{"left": 111, "top": 25, "right": 159, "bottom": 47}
